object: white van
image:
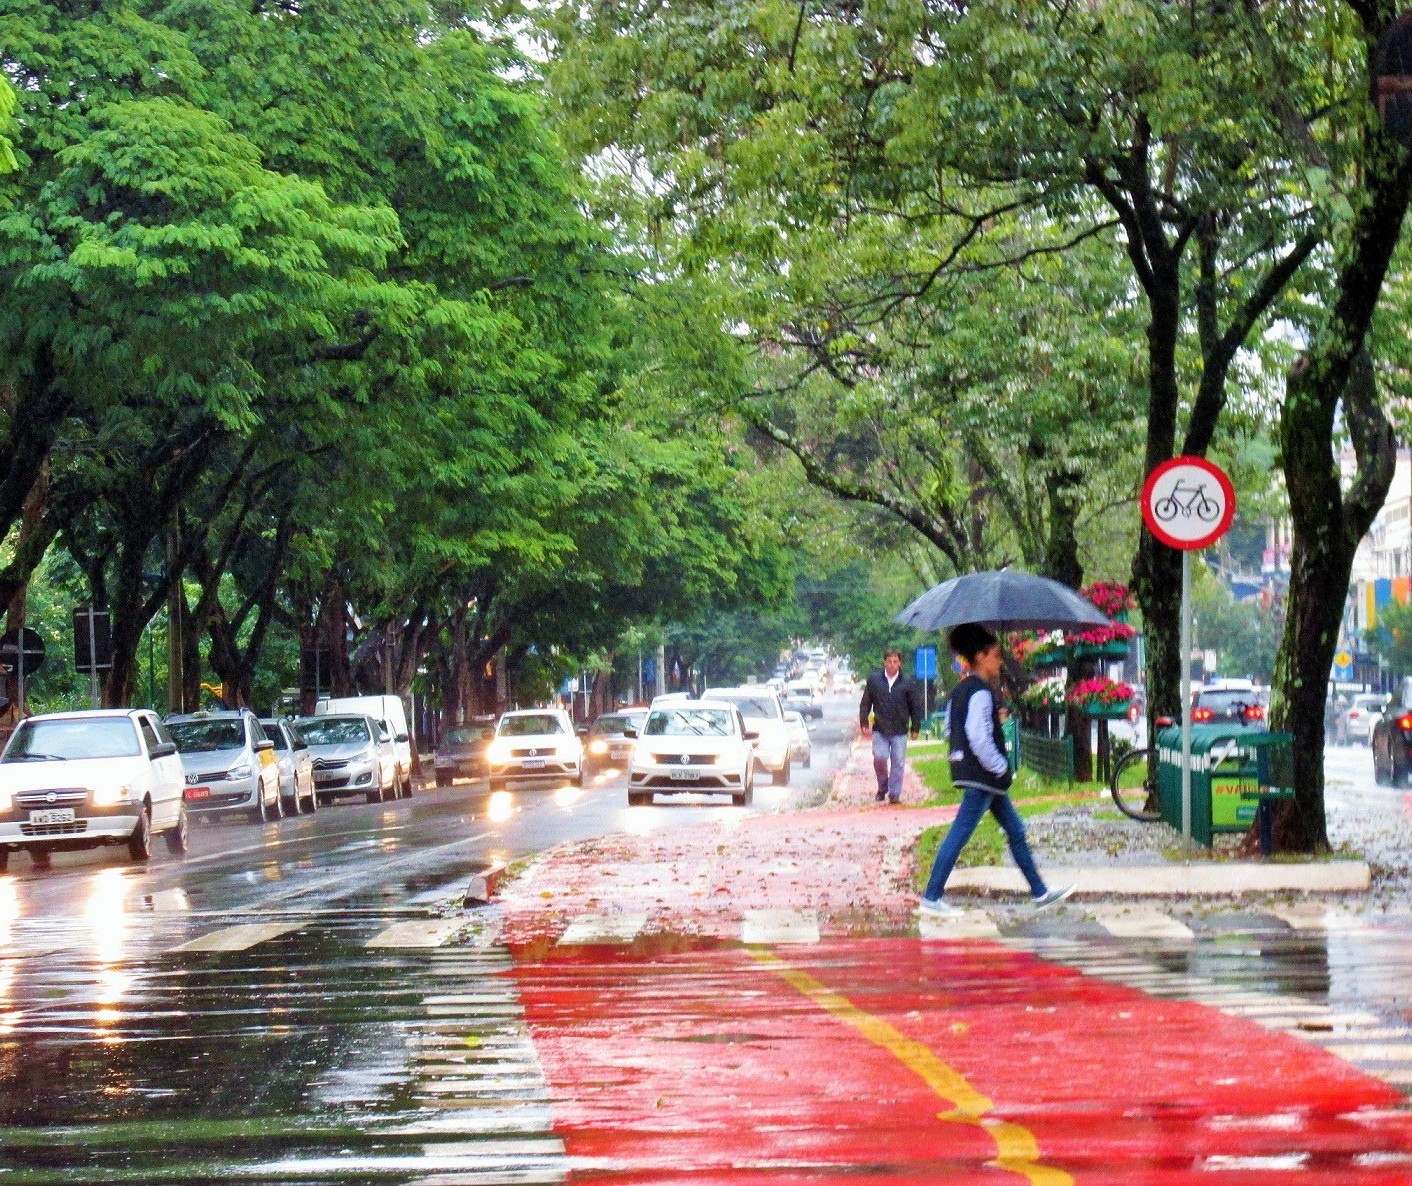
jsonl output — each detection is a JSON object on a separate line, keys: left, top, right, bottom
{"left": 315, "top": 695, "right": 413, "bottom": 791}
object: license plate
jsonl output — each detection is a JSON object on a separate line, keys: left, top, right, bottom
{"left": 184, "top": 787, "right": 211, "bottom": 801}
{"left": 521, "top": 758, "right": 546, "bottom": 769}
{"left": 28, "top": 808, "right": 75, "bottom": 825}
{"left": 670, "top": 769, "right": 699, "bottom": 781}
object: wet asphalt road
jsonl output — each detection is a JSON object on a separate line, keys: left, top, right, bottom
{"left": 0, "top": 704, "right": 855, "bottom": 1183}
{"left": 6, "top": 712, "right": 1412, "bottom": 1182}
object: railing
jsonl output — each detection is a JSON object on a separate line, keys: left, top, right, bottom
{"left": 1018, "top": 729, "right": 1073, "bottom": 783}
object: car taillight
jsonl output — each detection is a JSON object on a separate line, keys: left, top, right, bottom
{"left": 1243, "top": 705, "right": 1265, "bottom": 721}
{"left": 1398, "top": 714, "right": 1412, "bottom": 733}
{"left": 1192, "top": 707, "right": 1214, "bottom": 722}
{"left": 1349, "top": 709, "right": 1362, "bottom": 719}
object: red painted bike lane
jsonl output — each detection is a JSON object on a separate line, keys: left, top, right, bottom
{"left": 507, "top": 934, "right": 1412, "bottom": 1183}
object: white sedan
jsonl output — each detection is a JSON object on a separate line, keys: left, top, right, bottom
{"left": 627, "top": 700, "right": 756, "bottom": 806}
{"left": 0, "top": 709, "right": 188, "bottom": 871}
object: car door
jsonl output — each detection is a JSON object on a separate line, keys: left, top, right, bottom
{"left": 250, "top": 717, "right": 279, "bottom": 803}
{"left": 142, "top": 714, "right": 184, "bottom": 828}
{"left": 290, "top": 726, "right": 314, "bottom": 797}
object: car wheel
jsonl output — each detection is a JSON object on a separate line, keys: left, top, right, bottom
{"left": 802, "top": 753, "right": 811, "bottom": 768}
{"left": 164, "top": 805, "right": 189, "bottom": 855}
{"left": 304, "top": 776, "right": 318, "bottom": 813}
{"left": 734, "top": 782, "right": 753, "bottom": 807}
{"left": 488, "top": 778, "right": 503, "bottom": 794}
{"left": 128, "top": 806, "right": 153, "bottom": 861}
{"left": 436, "top": 772, "right": 450, "bottom": 788}
{"left": 575, "top": 763, "right": 585, "bottom": 788}
{"left": 775, "top": 760, "right": 791, "bottom": 787}
{"left": 628, "top": 790, "right": 651, "bottom": 806}
{"left": 270, "top": 782, "right": 285, "bottom": 820}
{"left": 0, "top": 848, "right": 8, "bottom": 873}
{"left": 248, "top": 793, "right": 267, "bottom": 825}
{"left": 401, "top": 769, "right": 413, "bottom": 799}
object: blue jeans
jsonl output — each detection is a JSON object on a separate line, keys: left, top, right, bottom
{"left": 872, "top": 731, "right": 908, "bottom": 800}
{"left": 923, "top": 786, "right": 1047, "bottom": 900}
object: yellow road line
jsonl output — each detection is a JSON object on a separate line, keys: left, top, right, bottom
{"left": 751, "top": 948, "right": 1073, "bottom": 1186}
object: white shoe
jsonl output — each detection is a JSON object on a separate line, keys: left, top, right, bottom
{"left": 1031, "top": 885, "right": 1075, "bottom": 911}
{"left": 915, "top": 898, "right": 963, "bottom": 918}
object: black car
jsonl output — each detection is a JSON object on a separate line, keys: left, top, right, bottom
{"left": 1372, "top": 708, "right": 1412, "bottom": 786}
{"left": 583, "top": 710, "right": 647, "bottom": 775}
{"left": 434, "top": 719, "right": 495, "bottom": 787}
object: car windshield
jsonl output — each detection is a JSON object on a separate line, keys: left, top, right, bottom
{"left": 4, "top": 718, "right": 141, "bottom": 761}
{"left": 1353, "top": 696, "right": 1387, "bottom": 711}
{"left": 497, "top": 715, "right": 564, "bottom": 737}
{"left": 591, "top": 714, "right": 644, "bottom": 736}
{"left": 644, "top": 708, "right": 734, "bottom": 737}
{"left": 297, "top": 717, "right": 370, "bottom": 745}
{"left": 713, "top": 695, "right": 780, "bottom": 720}
{"left": 443, "top": 725, "right": 492, "bottom": 745}
{"left": 1196, "top": 691, "right": 1261, "bottom": 714}
{"left": 168, "top": 719, "right": 246, "bottom": 752}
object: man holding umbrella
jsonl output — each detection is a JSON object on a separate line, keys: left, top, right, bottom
{"left": 859, "top": 648, "right": 925, "bottom": 803}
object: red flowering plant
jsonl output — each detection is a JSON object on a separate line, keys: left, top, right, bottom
{"left": 1071, "top": 622, "right": 1137, "bottom": 647}
{"left": 1011, "top": 636, "right": 1038, "bottom": 662}
{"left": 1082, "top": 581, "right": 1136, "bottom": 619}
{"left": 1067, "top": 676, "right": 1135, "bottom": 709}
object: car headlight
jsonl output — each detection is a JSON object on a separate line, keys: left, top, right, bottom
{"left": 589, "top": 739, "right": 608, "bottom": 755}
{"left": 228, "top": 763, "right": 253, "bottom": 780}
{"left": 93, "top": 784, "right": 132, "bottom": 807}
{"left": 487, "top": 740, "right": 512, "bottom": 763}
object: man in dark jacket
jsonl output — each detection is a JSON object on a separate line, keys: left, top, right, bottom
{"left": 859, "top": 648, "right": 925, "bottom": 803}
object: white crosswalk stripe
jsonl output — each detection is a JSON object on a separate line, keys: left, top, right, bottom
{"left": 741, "top": 908, "right": 820, "bottom": 944}
{"left": 166, "top": 922, "right": 302, "bottom": 953}
{"left": 366, "top": 919, "right": 463, "bottom": 948}
{"left": 1090, "top": 906, "right": 1195, "bottom": 940}
{"left": 558, "top": 913, "right": 646, "bottom": 945}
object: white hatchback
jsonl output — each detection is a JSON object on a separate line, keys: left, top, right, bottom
{"left": 703, "top": 686, "right": 791, "bottom": 785}
{"left": 487, "top": 709, "right": 584, "bottom": 791}
{"left": 627, "top": 700, "right": 756, "bottom": 806}
{"left": 0, "top": 709, "right": 188, "bottom": 871}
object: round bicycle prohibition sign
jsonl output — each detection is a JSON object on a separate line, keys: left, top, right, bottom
{"left": 1141, "top": 456, "right": 1236, "bottom": 551}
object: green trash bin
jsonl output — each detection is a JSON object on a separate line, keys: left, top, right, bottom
{"left": 1155, "top": 726, "right": 1293, "bottom": 847}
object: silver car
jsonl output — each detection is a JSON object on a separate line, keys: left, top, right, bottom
{"left": 259, "top": 719, "right": 317, "bottom": 815}
{"left": 167, "top": 710, "right": 282, "bottom": 824}
{"left": 295, "top": 714, "right": 398, "bottom": 804}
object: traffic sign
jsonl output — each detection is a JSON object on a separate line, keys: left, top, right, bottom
{"left": 0, "top": 627, "right": 45, "bottom": 675}
{"left": 914, "top": 645, "right": 938, "bottom": 681}
{"left": 1333, "top": 650, "right": 1354, "bottom": 679}
{"left": 73, "top": 607, "right": 112, "bottom": 672}
{"left": 1141, "top": 456, "right": 1236, "bottom": 551}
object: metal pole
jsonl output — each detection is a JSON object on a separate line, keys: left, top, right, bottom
{"left": 17, "top": 628, "right": 25, "bottom": 720}
{"left": 656, "top": 644, "right": 666, "bottom": 697}
{"left": 1180, "top": 550, "right": 1193, "bottom": 840}
{"left": 637, "top": 651, "right": 643, "bottom": 703}
{"left": 88, "top": 607, "right": 99, "bottom": 709}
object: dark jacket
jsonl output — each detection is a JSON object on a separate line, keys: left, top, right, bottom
{"left": 860, "top": 670, "right": 924, "bottom": 737}
{"left": 948, "top": 673, "right": 1012, "bottom": 792}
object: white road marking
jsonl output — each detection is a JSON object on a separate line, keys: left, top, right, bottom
{"left": 741, "top": 909, "right": 820, "bottom": 945}
{"left": 366, "top": 920, "right": 462, "bottom": 948}
{"left": 167, "top": 922, "right": 302, "bottom": 953}
{"left": 557, "top": 913, "right": 647, "bottom": 945}
{"left": 1090, "top": 907, "right": 1194, "bottom": 940}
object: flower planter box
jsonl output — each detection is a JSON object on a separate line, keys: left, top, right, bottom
{"left": 1031, "top": 651, "right": 1068, "bottom": 668}
{"left": 1072, "top": 641, "right": 1131, "bottom": 660}
{"left": 1079, "top": 701, "right": 1133, "bottom": 719}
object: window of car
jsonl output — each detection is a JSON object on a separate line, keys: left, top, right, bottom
{"left": 709, "top": 693, "right": 780, "bottom": 720}
{"left": 590, "top": 715, "right": 639, "bottom": 736}
{"left": 139, "top": 718, "right": 161, "bottom": 753}
{"left": 3, "top": 717, "right": 142, "bottom": 761}
{"left": 644, "top": 708, "right": 735, "bottom": 737}
{"left": 1194, "top": 691, "right": 1262, "bottom": 714}
{"left": 296, "top": 717, "right": 371, "bottom": 745}
{"left": 443, "top": 725, "right": 492, "bottom": 745}
{"left": 168, "top": 719, "right": 248, "bottom": 752}
{"left": 258, "top": 722, "right": 291, "bottom": 751}
{"left": 496, "top": 714, "right": 565, "bottom": 737}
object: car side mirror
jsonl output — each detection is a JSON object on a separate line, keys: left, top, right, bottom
{"left": 743, "top": 728, "right": 760, "bottom": 741}
{"left": 576, "top": 725, "right": 589, "bottom": 736}
{"left": 622, "top": 726, "right": 638, "bottom": 738}
{"left": 151, "top": 741, "right": 178, "bottom": 758}
{"left": 255, "top": 738, "right": 275, "bottom": 752}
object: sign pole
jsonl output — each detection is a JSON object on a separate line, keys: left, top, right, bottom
{"left": 88, "top": 607, "right": 99, "bottom": 709}
{"left": 1180, "top": 550, "right": 1193, "bottom": 840}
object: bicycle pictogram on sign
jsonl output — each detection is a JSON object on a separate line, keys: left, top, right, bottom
{"left": 1152, "top": 480, "right": 1221, "bottom": 524}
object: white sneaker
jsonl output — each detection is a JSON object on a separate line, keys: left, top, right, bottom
{"left": 1031, "top": 885, "right": 1075, "bottom": 911}
{"left": 915, "top": 898, "right": 963, "bottom": 918}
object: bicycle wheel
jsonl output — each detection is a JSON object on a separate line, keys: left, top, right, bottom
{"left": 1111, "top": 747, "right": 1162, "bottom": 821}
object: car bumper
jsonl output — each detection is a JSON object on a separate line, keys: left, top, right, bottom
{"left": 313, "top": 764, "right": 378, "bottom": 795}
{"left": 435, "top": 760, "right": 487, "bottom": 780}
{"left": 183, "top": 774, "right": 264, "bottom": 814}
{"left": 629, "top": 764, "right": 746, "bottom": 792}
{"left": 490, "top": 758, "right": 580, "bottom": 783}
{"left": 0, "top": 800, "right": 141, "bottom": 847}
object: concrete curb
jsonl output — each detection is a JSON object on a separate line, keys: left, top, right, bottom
{"left": 463, "top": 859, "right": 509, "bottom": 906}
{"left": 948, "top": 861, "right": 1372, "bottom": 896}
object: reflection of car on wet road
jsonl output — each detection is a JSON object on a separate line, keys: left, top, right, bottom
{"left": 434, "top": 719, "right": 495, "bottom": 786}
{"left": 259, "top": 718, "right": 317, "bottom": 815}
{"left": 0, "top": 708, "right": 188, "bottom": 870}
{"left": 784, "top": 710, "right": 812, "bottom": 767}
{"left": 487, "top": 709, "right": 584, "bottom": 792}
{"left": 627, "top": 699, "right": 756, "bottom": 806}
{"left": 296, "top": 714, "right": 398, "bottom": 804}
{"left": 168, "top": 710, "right": 282, "bottom": 824}
{"left": 583, "top": 710, "right": 647, "bottom": 775}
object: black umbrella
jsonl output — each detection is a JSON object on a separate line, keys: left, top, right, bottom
{"left": 894, "top": 570, "right": 1111, "bottom": 633}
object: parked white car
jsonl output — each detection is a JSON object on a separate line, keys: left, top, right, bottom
{"left": 168, "top": 709, "right": 282, "bottom": 824}
{"left": 626, "top": 699, "right": 756, "bottom": 806}
{"left": 0, "top": 709, "right": 188, "bottom": 870}
{"left": 315, "top": 695, "right": 413, "bottom": 795}
{"left": 260, "top": 718, "right": 317, "bottom": 815}
{"left": 487, "top": 709, "right": 584, "bottom": 791}
{"left": 296, "top": 714, "right": 399, "bottom": 804}
{"left": 784, "top": 710, "right": 812, "bottom": 768}
{"left": 704, "top": 686, "right": 791, "bottom": 785}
